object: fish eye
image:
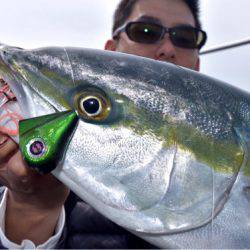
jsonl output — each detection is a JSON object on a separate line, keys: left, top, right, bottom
{"left": 75, "top": 91, "right": 111, "bottom": 121}
{"left": 79, "top": 96, "right": 102, "bottom": 117}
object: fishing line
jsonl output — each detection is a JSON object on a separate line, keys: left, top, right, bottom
{"left": 200, "top": 38, "right": 250, "bottom": 55}
{"left": 64, "top": 47, "right": 76, "bottom": 87}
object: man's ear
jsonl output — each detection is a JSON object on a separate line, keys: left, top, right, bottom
{"left": 104, "top": 39, "right": 117, "bottom": 51}
{"left": 195, "top": 57, "right": 200, "bottom": 71}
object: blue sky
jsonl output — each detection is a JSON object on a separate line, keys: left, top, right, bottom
{"left": 0, "top": 0, "right": 249, "bottom": 91}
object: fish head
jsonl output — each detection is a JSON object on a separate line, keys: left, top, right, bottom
{"left": 0, "top": 45, "right": 249, "bottom": 248}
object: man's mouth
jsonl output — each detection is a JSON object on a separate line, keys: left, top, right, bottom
{"left": 0, "top": 133, "right": 9, "bottom": 148}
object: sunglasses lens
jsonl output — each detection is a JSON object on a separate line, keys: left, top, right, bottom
{"left": 171, "top": 26, "right": 205, "bottom": 49}
{"left": 127, "top": 23, "right": 163, "bottom": 44}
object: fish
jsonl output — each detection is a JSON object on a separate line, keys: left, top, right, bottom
{"left": 0, "top": 44, "right": 249, "bottom": 249}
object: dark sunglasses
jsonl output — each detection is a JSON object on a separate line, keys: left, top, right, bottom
{"left": 113, "top": 21, "right": 207, "bottom": 49}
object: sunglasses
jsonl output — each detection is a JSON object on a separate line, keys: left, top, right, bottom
{"left": 113, "top": 21, "right": 207, "bottom": 49}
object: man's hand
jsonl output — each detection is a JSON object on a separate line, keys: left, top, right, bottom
{"left": 0, "top": 133, "right": 69, "bottom": 245}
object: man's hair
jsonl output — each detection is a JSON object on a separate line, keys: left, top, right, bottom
{"left": 112, "top": 0, "right": 202, "bottom": 34}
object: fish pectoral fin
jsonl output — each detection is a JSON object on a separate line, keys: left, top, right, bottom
{"left": 234, "top": 127, "right": 250, "bottom": 176}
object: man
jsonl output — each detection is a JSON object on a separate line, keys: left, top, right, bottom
{"left": 105, "top": 0, "right": 205, "bottom": 70}
{"left": 0, "top": 0, "right": 206, "bottom": 248}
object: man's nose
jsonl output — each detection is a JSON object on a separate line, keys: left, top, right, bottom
{"left": 155, "top": 36, "right": 176, "bottom": 62}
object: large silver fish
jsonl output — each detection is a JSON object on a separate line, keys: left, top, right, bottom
{"left": 0, "top": 44, "right": 249, "bottom": 249}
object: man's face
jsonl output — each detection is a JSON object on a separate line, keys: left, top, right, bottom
{"left": 105, "top": 0, "right": 200, "bottom": 71}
